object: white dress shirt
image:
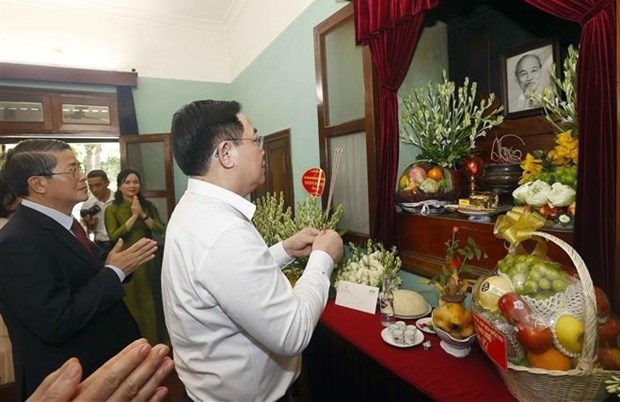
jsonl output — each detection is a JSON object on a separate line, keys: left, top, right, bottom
{"left": 161, "top": 178, "right": 334, "bottom": 402}
{"left": 80, "top": 191, "right": 114, "bottom": 242}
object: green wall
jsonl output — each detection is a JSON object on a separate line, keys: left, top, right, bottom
{"left": 229, "top": 0, "right": 347, "bottom": 204}
{"left": 130, "top": 1, "right": 449, "bottom": 289}
{"left": 133, "top": 77, "right": 230, "bottom": 200}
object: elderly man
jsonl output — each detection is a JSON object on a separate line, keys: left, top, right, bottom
{"left": 0, "top": 139, "right": 158, "bottom": 400}
{"left": 162, "top": 100, "right": 343, "bottom": 402}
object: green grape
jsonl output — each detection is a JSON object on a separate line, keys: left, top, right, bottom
{"left": 538, "top": 277, "right": 551, "bottom": 290}
{"left": 551, "top": 278, "right": 568, "bottom": 293}
{"left": 527, "top": 270, "right": 542, "bottom": 282}
{"left": 523, "top": 280, "right": 538, "bottom": 295}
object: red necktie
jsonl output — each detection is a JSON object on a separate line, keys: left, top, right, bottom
{"left": 71, "top": 219, "right": 94, "bottom": 256}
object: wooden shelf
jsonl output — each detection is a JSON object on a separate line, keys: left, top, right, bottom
{"left": 396, "top": 211, "right": 574, "bottom": 279}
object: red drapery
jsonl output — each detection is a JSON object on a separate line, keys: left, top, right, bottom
{"left": 524, "top": 0, "right": 616, "bottom": 294}
{"left": 353, "top": 0, "right": 440, "bottom": 245}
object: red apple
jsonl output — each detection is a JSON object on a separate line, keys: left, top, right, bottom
{"left": 594, "top": 286, "right": 611, "bottom": 320}
{"left": 598, "top": 315, "right": 620, "bottom": 347}
{"left": 516, "top": 318, "right": 554, "bottom": 353}
{"left": 599, "top": 346, "right": 620, "bottom": 370}
{"left": 498, "top": 292, "right": 532, "bottom": 325}
{"left": 538, "top": 205, "right": 560, "bottom": 220}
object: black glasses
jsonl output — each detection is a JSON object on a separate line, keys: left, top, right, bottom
{"left": 37, "top": 165, "right": 85, "bottom": 178}
{"left": 222, "top": 136, "right": 264, "bottom": 150}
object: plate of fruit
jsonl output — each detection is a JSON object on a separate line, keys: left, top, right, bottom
{"left": 416, "top": 317, "right": 436, "bottom": 334}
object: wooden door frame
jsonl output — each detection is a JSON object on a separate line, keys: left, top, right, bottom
{"left": 119, "top": 133, "right": 175, "bottom": 219}
{"left": 314, "top": 3, "right": 378, "bottom": 244}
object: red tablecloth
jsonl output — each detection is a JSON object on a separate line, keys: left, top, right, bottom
{"left": 319, "top": 301, "right": 517, "bottom": 401}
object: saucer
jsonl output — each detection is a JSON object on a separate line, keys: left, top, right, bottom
{"left": 381, "top": 327, "right": 424, "bottom": 348}
{"left": 395, "top": 304, "right": 432, "bottom": 320}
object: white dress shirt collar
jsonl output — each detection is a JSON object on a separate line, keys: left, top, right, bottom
{"left": 21, "top": 198, "right": 73, "bottom": 230}
{"left": 187, "top": 177, "right": 256, "bottom": 220}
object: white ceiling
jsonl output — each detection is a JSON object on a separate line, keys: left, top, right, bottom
{"left": 0, "top": 0, "right": 318, "bottom": 82}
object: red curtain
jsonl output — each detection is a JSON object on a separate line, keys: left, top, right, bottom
{"left": 525, "top": 0, "right": 616, "bottom": 294}
{"left": 353, "top": 0, "right": 440, "bottom": 245}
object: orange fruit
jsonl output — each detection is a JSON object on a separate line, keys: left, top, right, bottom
{"left": 526, "top": 346, "right": 572, "bottom": 370}
{"left": 427, "top": 167, "right": 444, "bottom": 181}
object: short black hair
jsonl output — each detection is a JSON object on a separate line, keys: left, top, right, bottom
{"left": 87, "top": 169, "right": 109, "bottom": 181}
{"left": 170, "top": 100, "right": 243, "bottom": 176}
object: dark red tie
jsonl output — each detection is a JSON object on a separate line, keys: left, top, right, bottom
{"left": 71, "top": 219, "right": 94, "bottom": 256}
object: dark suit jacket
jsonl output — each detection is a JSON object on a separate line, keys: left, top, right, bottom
{"left": 0, "top": 205, "right": 140, "bottom": 401}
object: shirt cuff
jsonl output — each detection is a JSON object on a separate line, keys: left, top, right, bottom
{"left": 303, "top": 250, "right": 334, "bottom": 279}
{"left": 106, "top": 265, "right": 126, "bottom": 282}
{"left": 271, "top": 242, "right": 295, "bottom": 268}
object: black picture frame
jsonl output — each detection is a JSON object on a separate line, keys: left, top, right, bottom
{"left": 500, "top": 38, "right": 559, "bottom": 119}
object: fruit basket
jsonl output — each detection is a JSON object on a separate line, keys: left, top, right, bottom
{"left": 395, "top": 161, "right": 461, "bottom": 212}
{"left": 476, "top": 231, "right": 620, "bottom": 402}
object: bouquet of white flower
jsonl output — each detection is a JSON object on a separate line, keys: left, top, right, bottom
{"left": 335, "top": 240, "right": 402, "bottom": 289}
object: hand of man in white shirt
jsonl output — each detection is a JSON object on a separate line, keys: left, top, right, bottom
{"left": 282, "top": 228, "right": 321, "bottom": 258}
{"left": 312, "top": 229, "right": 343, "bottom": 263}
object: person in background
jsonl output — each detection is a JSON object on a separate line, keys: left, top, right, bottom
{"left": 0, "top": 190, "right": 19, "bottom": 387}
{"left": 81, "top": 169, "right": 114, "bottom": 255}
{"left": 27, "top": 338, "right": 174, "bottom": 402}
{"left": 105, "top": 168, "right": 165, "bottom": 345}
{"left": 162, "top": 100, "right": 343, "bottom": 402}
{"left": 0, "top": 139, "right": 158, "bottom": 401}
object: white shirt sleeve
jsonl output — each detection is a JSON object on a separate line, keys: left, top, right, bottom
{"left": 196, "top": 221, "right": 333, "bottom": 357}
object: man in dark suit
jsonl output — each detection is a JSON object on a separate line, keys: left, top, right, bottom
{"left": 0, "top": 139, "right": 158, "bottom": 400}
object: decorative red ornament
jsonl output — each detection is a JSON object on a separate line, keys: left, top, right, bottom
{"left": 302, "top": 168, "right": 326, "bottom": 197}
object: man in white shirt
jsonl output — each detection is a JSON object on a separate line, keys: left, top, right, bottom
{"left": 81, "top": 169, "right": 114, "bottom": 253}
{"left": 163, "top": 100, "right": 343, "bottom": 402}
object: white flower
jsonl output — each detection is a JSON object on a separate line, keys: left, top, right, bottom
{"left": 547, "top": 182, "right": 576, "bottom": 207}
{"left": 524, "top": 180, "right": 552, "bottom": 207}
{"left": 559, "top": 214, "right": 571, "bottom": 224}
{"left": 512, "top": 182, "right": 532, "bottom": 204}
{"left": 335, "top": 240, "right": 402, "bottom": 288}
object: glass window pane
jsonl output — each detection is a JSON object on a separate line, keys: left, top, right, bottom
{"left": 0, "top": 101, "right": 44, "bottom": 122}
{"left": 62, "top": 104, "right": 111, "bottom": 125}
{"left": 329, "top": 132, "right": 369, "bottom": 235}
{"left": 324, "top": 20, "right": 364, "bottom": 126}
{"left": 126, "top": 142, "right": 166, "bottom": 190}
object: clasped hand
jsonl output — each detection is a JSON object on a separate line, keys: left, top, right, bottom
{"left": 283, "top": 228, "right": 343, "bottom": 263}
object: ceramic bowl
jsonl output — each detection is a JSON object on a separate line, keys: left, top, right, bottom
{"left": 432, "top": 313, "right": 476, "bottom": 358}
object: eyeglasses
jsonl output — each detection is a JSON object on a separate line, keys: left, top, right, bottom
{"left": 223, "top": 136, "right": 264, "bottom": 150}
{"left": 37, "top": 164, "right": 85, "bottom": 178}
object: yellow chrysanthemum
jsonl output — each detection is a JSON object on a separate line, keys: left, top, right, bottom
{"left": 519, "top": 153, "right": 543, "bottom": 184}
{"left": 550, "top": 130, "right": 578, "bottom": 166}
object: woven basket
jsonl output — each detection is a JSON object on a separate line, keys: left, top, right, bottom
{"left": 494, "top": 231, "right": 620, "bottom": 402}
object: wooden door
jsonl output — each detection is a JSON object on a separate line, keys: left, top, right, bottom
{"left": 252, "top": 129, "right": 294, "bottom": 210}
{"left": 119, "top": 133, "right": 175, "bottom": 229}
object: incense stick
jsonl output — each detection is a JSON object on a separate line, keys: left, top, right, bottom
{"left": 324, "top": 147, "right": 343, "bottom": 229}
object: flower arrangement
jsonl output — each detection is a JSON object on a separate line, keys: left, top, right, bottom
{"left": 253, "top": 192, "right": 344, "bottom": 283}
{"left": 334, "top": 239, "right": 402, "bottom": 289}
{"left": 427, "top": 226, "right": 487, "bottom": 302}
{"left": 516, "top": 46, "right": 578, "bottom": 226}
{"left": 400, "top": 70, "right": 504, "bottom": 169}
{"left": 253, "top": 192, "right": 344, "bottom": 245}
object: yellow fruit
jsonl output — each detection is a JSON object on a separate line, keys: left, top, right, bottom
{"left": 527, "top": 346, "right": 572, "bottom": 370}
{"left": 475, "top": 275, "right": 513, "bottom": 312}
{"left": 555, "top": 315, "right": 585, "bottom": 354}
{"left": 427, "top": 167, "right": 444, "bottom": 181}
{"left": 398, "top": 173, "right": 410, "bottom": 190}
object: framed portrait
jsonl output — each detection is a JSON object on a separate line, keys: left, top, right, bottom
{"left": 500, "top": 38, "right": 559, "bottom": 119}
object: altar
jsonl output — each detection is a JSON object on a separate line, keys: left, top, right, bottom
{"left": 304, "top": 301, "right": 517, "bottom": 401}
